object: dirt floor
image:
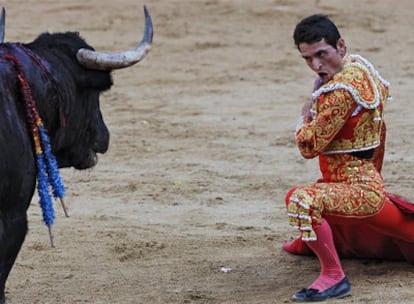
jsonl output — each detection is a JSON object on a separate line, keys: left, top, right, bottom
{"left": 3, "top": 0, "right": 414, "bottom": 303}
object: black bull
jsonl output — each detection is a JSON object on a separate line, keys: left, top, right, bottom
{"left": 0, "top": 6, "right": 152, "bottom": 303}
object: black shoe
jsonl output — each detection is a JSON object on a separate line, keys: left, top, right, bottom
{"left": 292, "top": 276, "right": 351, "bottom": 302}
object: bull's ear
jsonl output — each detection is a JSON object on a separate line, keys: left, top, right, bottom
{"left": 78, "top": 70, "right": 113, "bottom": 91}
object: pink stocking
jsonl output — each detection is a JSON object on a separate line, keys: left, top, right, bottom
{"left": 306, "top": 219, "right": 345, "bottom": 291}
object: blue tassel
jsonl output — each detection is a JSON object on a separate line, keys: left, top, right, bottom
{"left": 38, "top": 125, "right": 66, "bottom": 199}
{"left": 36, "top": 154, "right": 55, "bottom": 227}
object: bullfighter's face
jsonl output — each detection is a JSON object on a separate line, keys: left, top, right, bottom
{"left": 298, "top": 38, "right": 346, "bottom": 84}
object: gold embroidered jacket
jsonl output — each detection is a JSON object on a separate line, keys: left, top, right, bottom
{"left": 296, "top": 54, "right": 390, "bottom": 159}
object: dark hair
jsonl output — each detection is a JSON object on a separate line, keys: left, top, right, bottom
{"left": 293, "top": 14, "right": 341, "bottom": 49}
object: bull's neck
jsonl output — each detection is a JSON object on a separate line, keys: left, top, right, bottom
{"left": 6, "top": 43, "right": 62, "bottom": 130}
{"left": 13, "top": 43, "right": 54, "bottom": 79}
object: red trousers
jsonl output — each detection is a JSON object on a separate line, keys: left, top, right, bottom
{"left": 284, "top": 193, "right": 414, "bottom": 264}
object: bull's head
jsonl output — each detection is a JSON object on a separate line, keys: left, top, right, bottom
{"left": 57, "top": 6, "right": 152, "bottom": 169}
{"left": 62, "top": 6, "right": 152, "bottom": 169}
{"left": 1, "top": 6, "right": 153, "bottom": 170}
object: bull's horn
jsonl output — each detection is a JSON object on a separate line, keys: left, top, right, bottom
{"left": 76, "top": 5, "right": 153, "bottom": 70}
{"left": 0, "top": 7, "right": 5, "bottom": 43}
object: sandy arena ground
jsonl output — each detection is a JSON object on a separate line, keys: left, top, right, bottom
{"left": 3, "top": 0, "right": 414, "bottom": 303}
